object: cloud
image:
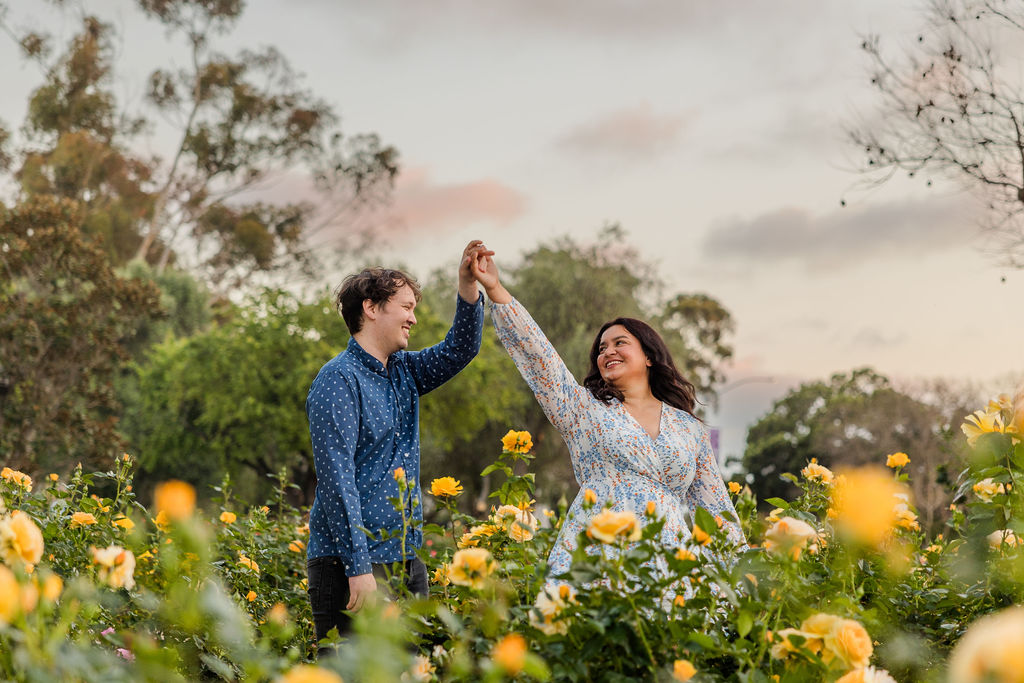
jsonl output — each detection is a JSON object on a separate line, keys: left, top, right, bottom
{"left": 386, "top": 167, "right": 527, "bottom": 233}
{"left": 701, "top": 195, "right": 976, "bottom": 269}
{"left": 554, "top": 104, "right": 694, "bottom": 160}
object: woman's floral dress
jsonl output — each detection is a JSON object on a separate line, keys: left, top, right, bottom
{"left": 491, "top": 298, "right": 745, "bottom": 578}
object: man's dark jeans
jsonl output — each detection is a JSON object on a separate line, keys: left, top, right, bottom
{"left": 307, "top": 555, "right": 428, "bottom": 656}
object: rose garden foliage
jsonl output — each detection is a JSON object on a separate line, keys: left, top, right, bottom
{"left": 1, "top": 391, "right": 1023, "bottom": 681}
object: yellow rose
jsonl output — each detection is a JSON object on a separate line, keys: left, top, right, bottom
{"left": 830, "top": 467, "right": 908, "bottom": 547}
{"left": 508, "top": 521, "right": 534, "bottom": 542}
{"left": 112, "top": 516, "right": 135, "bottom": 531}
{"left": 409, "top": 654, "right": 434, "bottom": 682}
{"left": 277, "top": 664, "right": 344, "bottom": 683}
{"left": 432, "top": 564, "right": 450, "bottom": 586}
{"left": 154, "top": 510, "right": 170, "bottom": 532}
{"left": 1012, "top": 383, "right": 1024, "bottom": 436}
{"left": 764, "top": 517, "right": 817, "bottom": 560}
{"left": 770, "top": 627, "right": 823, "bottom": 660}
{"left": 392, "top": 467, "right": 405, "bottom": 483}
{"left": 973, "top": 478, "right": 1006, "bottom": 502}
{"left": 457, "top": 532, "right": 479, "bottom": 549}
{"left": 835, "top": 667, "right": 898, "bottom": 683}
{"left": 673, "top": 595, "right": 686, "bottom": 608}
{"left": 90, "top": 545, "right": 136, "bottom": 590}
{"left": 0, "top": 565, "right": 21, "bottom": 624}
{"left": 893, "top": 503, "right": 919, "bottom": 531}
{"left": 0, "top": 510, "right": 44, "bottom": 566}
{"left": 949, "top": 606, "right": 1024, "bottom": 683}
{"left": 289, "top": 539, "right": 306, "bottom": 553}
{"left": 153, "top": 480, "right": 196, "bottom": 520}
{"left": 885, "top": 452, "right": 910, "bottom": 468}
{"left": 39, "top": 573, "right": 62, "bottom": 602}
{"left": 491, "top": 633, "right": 527, "bottom": 674}
{"left": 238, "top": 555, "right": 261, "bottom": 574}
{"left": 429, "top": 477, "right": 463, "bottom": 498}
{"left": 962, "top": 407, "right": 1014, "bottom": 446}
{"left": 70, "top": 511, "right": 97, "bottom": 528}
{"left": 586, "top": 509, "right": 642, "bottom": 544}
{"left": 48, "top": 473, "right": 58, "bottom": 482}
{"left": 530, "top": 584, "right": 576, "bottom": 635}
{"left": 219, "top": 511, "right": 237, "bottom": 524}
{"left": 675, "top": 548, "right": 696, "bottom": 562}
{"left": 672, "top": 659, "right": 697, "bottom": 681}
{"left": 448, "top": 548, "right": 496, "bottom": 589}
{"left": 800, "top": 459, "right": 834, "bottom": 484}
{"left": 728, "top": 481, "right": 742, "bottom": 494}
{"left": 767, "top": 508, "right": 784, "bottom": 524}
{"left": 1, "top": 467, "right": 32, "bottom": 492}
{"left": 823, "top": 617, "right": 873, "bottom": 670}
{"left": 245, "top": 590, "right": 257, "bottom": 602}
{"left": 501, "top": 429, "right": 533, "bottom": 454}
{"left": 583, "top": 489, "right": 598, "bottom": 506}
{"left": 691, "top": 523, "right": 712, "bottom": 546}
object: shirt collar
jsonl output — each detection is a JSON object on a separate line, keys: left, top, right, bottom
{"left": 346, "top": 337, "right": 390, "bottom": 375}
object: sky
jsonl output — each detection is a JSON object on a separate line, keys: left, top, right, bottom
{"left": 2, "top": 0, "right": 1022, "bottom": 464}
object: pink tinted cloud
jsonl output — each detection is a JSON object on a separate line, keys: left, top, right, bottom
{"left": 555, "top": 103, "right": 694, "bottom": 159}
{"left": 387, "top": 167, "right": 526, "bottom": 233}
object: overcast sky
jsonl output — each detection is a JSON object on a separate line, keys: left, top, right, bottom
{"left": 3, "top": 0, "right": 1022, "bottom": 463}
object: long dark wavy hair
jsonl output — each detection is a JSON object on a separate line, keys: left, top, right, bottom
{"left": 582, "top": 317, "right": 699, "bottom": 416}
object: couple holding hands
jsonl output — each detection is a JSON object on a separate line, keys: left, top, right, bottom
{"left": 305, "top": 240, "right": 743, "bottom": 649}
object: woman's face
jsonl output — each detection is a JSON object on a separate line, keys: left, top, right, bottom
{"left": 595, "top": 324, "right": 650, "bottom": 386}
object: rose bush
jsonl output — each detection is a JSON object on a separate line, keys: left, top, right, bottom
{"left": 0, "top": 387, "right": 1022, "bottom": 681}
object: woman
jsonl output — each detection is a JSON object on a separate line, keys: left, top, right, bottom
{"left": 471, "top": 250, "right": 744, "bottom": 579}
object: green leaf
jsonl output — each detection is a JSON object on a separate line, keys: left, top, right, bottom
{"left": 764, "top": 498, "right": 790, "bottom": 509}
{"left": 737, "top": 611, "right": 753, "bottom": 637}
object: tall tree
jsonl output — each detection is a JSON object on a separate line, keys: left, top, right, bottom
{"left": 0, "top": 196, "right": 162, "bottom": 472}
{"left": 742, "top": 368, "right": 972, "bottom": 532}
{"left": 850, "top": 0, "right": 1024, "bottom": 264}
{"left": 0, "top": 1, "right": 397, "bottom": 287}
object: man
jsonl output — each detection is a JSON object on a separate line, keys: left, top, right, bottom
{"left": 305, "top": 240, "right": 489, "bottom": 650}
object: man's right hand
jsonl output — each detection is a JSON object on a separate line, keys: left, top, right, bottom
{"left": 347, "top": 573, "right": 377, "bottom": 612}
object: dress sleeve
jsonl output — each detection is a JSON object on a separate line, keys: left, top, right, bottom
{"left": 306, "top": 371, "right": 373, "bottom": 577}
{"left": 490, "top": 298, "right": 589, "bottom": 435}
{"left": 685, "top": 425, "right": 747, "bottom": 555}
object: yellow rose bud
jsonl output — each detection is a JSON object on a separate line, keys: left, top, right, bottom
{"left": 153, "top": 480, "right": 196, "bottom": 521}
{"left": 886, "top": 452, "right": 910, "bottom": 468}
{"left": 246, "top": 590, "right": 256, "bottom": 602}
{"left": 278, "top": 664, "right": 344, "bottom": 683}
{"left": 491, "top": 633, "right": 527, "bottom": 674}
{"left": 672, "top": 659, "right": 697, "bottom": 681}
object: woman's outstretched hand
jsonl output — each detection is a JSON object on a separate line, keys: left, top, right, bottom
{"left": 472, "top": 249, "right": 512, "bottom": 304}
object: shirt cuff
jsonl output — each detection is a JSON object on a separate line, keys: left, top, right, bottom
{"left": 457, "top": 290, "right": 484, "bottom": 307}
{"left": 344, "top": 554, "right": 373, "bottom": 577}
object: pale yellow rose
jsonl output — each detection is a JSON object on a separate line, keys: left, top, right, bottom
{"left": 987, "top": 529, "right": 1022, "bottom": 549}
{"left": 962, "top": 407, "right": 1015, "bottom": 446}
{"left": 764, "top": 517, "right": 817, "bottom": 560}
{"left": 948, "top": 606, "right": 1024, "bottom": 683}
{"left": 823, "top": 617, "right": 873, "bottom": 670}
{"left": 70, "top": 511, "right": 97, "bottom": 528}
{"left": 586, "top": 509, "right": 642, "bottom": 544}
{"left": 91, "top": 545, "right": 136, "bottom": 590}
{"left": 0, "top": 510, "right": 44, "bottom": 566}
{"left": 973, "top": 478, "right": 1006, "bottom": 502}
{"left": 508, "top": 521, "right": 534, "bottom": 542}
{"left": 1, "top": 467, "right": 32, "bottom": 492}
{"left": 492, "top": 505, "right": 538, "bottom": 536}
{"left": 432, "top": 564, "right": 451, "bottom": 586}
{"left": 448, "top": 548, "right": 496, "bottom": 589}
{"left": 770, "top": 628, "right": 823, "bottom": 660}
{"left": 893, "top": 503, "right": 920, "bottom": 531}
{"left": 277, "top": 664, "right": 344, "bottom": 683}
{"left": 835, "top": 667, "right": 898, "bottom": 683}
{"left": 491, "top": 633, "right": 527, "bottom": 674}
{"left": 801, "top": 459, "right": 834, "bottom": 484}
{"left": 530, "top": 584, "right": 577, "bottom": 635}
{"left": 408, "top": 654, "right": 435, "bottom": 681}
{"left": 112, "top": 516, "right": 135, "bottom": 532}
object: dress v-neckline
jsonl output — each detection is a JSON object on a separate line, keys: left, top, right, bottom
{"left": 621, "top": 400, "right": 665, "bottom": 444}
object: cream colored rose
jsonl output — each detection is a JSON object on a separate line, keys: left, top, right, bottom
{"left": 973, "top": 478, "right": 1006, "bottom": 503}
{"left": 530, "top": 584, "right": 577, "bottom": 635}
{"left": 448, "top": 548, "right": 496, "bottom": 589}
{"left": 91, "top": 545, "right": 136, "bottom": 590}
{"left": 764, "top": 517, "right": 818, "bottom": 560}
{"left": 988, "top": 529, "right": 1022, "bottom": 549}
{"left": 835, "top": 667, "right": 898, "bottom": 683}
{"left": 949, "top": 607, "right": 1024, "bottom": 683}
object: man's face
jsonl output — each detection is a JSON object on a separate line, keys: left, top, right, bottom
{"left": 367, "top": 284, "right": 418, "bottom": 354}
